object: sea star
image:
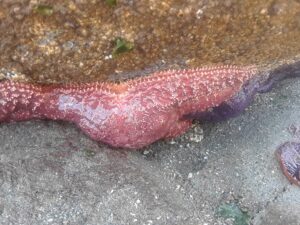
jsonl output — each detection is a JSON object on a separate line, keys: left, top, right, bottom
{"left": 0, "top": 65, "right": 258, "bottom": 149}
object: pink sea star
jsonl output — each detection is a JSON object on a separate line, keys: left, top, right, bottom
{"left": 0, "top": 65, "right": 257, "bottom": 149}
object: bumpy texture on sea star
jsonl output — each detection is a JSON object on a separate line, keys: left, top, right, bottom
{"left": 0, "top": 65, "right": 258, "bottom": 149}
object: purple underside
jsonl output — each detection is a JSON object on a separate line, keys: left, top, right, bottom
{"left": 184, "top": 61, "right": 300, "bottom": 122}
{"left": 183, "top": 62, "right": 300, "bottom": 187}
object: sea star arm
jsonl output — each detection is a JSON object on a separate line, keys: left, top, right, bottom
{"left": 0, "top": 81, "right": 46, "bottom": 122}
{"left": 0, "top": 65, "right": 258, "bottom": 149}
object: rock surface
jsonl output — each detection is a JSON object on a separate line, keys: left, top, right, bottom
{"left": 0, "top": 0, "right": 300, "bottom": 224}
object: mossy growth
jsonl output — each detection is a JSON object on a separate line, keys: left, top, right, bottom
{"left": 105, "top": 0, "right": 117, "bottom": 7}
{"left": 217, "top": 202, "right": 250, "bottom": 225}
{"left": 34, "top": 5, "right": 53, "bottom": 16}
{"left": 112, "top": 37, "right": 134, "bottom": 57}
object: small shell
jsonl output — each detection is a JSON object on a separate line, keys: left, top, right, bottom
{"left": 275, "top": 142, "right": 300, "bottom": 186}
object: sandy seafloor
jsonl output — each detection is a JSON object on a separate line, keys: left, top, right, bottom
{"left": 0, "top": 74, "right": 299, "bottom": 225}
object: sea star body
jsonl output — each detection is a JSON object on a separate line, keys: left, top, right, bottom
{"left": 0, "top": 65, "right": 257, "bottom": 149}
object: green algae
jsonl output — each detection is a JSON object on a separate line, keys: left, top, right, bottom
{"left": 105, "top": 0, "right": 117, "bottom": 7}
{"left": 112, "top": 38, "right": 134, "bottom": 57}
{"left": 217, "top": 202, "right": 250, "bottom": 225}
{"left": 34, "top": 5, "right": 53, "bottom": 16}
